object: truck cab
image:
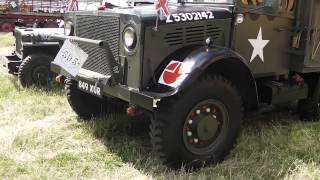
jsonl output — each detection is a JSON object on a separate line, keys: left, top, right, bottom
{"left": 51, "top": 0, "right": 320, "bottom": 169}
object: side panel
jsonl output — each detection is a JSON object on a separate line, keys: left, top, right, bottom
{"left": 142, "top": 19, "right": 232, "bottom": 88}
{"left": 233, "top": 1, "right": 295, "bottom": 77}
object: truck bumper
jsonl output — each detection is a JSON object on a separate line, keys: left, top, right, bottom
{"left": 0, "top": 54, "right": 22, "bottom": 75}
{"left": 51, "top": 62, "right": 162, "bottom": 111}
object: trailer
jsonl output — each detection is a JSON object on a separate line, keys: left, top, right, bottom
{"left": 0, "top": 0, "right": 65, "bottom": 32}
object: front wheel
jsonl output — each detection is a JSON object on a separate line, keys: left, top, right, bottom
{"left": 150, "top": 75, "right": 243, "bottom": 169}
{"left": 18, "top": 54, "right": 55, "bottom": 88}
{"left": 65, "top": 79, "right": 126, "bottom": 120}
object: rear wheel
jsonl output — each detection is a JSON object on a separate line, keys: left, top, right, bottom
{"left": 298, "top": 74, "right": 320, "bottom": 121}
{"left": 18, "top": 54, "right": 55, "bottom": 88}
{"left": 150, "top": 75, "right": 243, "bottom": 169}
{"left": 65, "top": 79, "right": 126, "bottom": 120}
{"left": 298, "top": 99, "right": 320, "bottom": 121}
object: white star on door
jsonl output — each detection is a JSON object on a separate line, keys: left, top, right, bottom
{"left": 248, "top": 27, "right": 270, "bottom": 63}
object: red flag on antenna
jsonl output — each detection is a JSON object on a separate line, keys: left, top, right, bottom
{"left": 155, "top": 0, "right": 171, "bottom": 18}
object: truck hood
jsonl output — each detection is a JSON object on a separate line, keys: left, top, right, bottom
{"left": 15, "top": 28, "right": 64, "bottom": 42}
{"left": 75, "top": 4, "right": 233, "bottom": 25}
{"left": 16, "top": 28, "right": 64, "bottom": 37}
{"left": 112, "top": 4, "right": 232, "bottom": 19}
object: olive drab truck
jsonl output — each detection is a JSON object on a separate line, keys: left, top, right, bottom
{"left": 0, "top": 27, "right": 64, "bottom": 87}
{"left": 50, "top": 0, "right": 320, "bottom": 169}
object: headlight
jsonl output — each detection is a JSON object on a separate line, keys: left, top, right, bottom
{"left": 123, "top": 26, "right": 137, "bottom": 51}
{"left": 235, "top": 14, "right": 244, "bottom": 25}
{"left": 64, "top": 20, "right": 74, "bottom": 36}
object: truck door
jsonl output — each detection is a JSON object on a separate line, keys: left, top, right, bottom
{"left": 232, "top": 0, "right": 296, "bottom": 77}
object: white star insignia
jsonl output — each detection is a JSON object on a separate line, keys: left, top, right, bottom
{"left": 248, "top": 27, "right": 270, "bottom": 63}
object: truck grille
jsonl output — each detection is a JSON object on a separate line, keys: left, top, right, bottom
{"left": 75, "top": 14, "right": 120, "bottom": 76}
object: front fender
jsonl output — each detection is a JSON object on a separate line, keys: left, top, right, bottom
{"left": 177, "top": 47, "right": 250, "bottom": 90}
{"left": 151, "top": 46, "right": 259, "bottom": 110}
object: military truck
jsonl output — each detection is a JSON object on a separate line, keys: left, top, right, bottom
{"left": 50, "top": 0, "right": 320, "bottom": 168}
{"left": 0, "top": 27, "right": 63, "bottom": 87}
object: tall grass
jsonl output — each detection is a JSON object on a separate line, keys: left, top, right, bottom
{"left": 0, "top": 33, "right": 15, "bottom": 47}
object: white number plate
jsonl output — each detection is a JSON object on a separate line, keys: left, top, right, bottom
{"left": 78, "top": 80, "right": 102, "bottom": 98}
{"left": 54, "top": 39, "right": 88, "bottom": 77}
{"left": 166, "top": 11, "right": 215, "bottom": 23}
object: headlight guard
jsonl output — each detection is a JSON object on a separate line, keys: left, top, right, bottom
{"left": 64, "top": 20, "right": 74, "bottom": 36}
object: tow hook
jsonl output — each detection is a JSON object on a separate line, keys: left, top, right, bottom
{"left": 127, "top": 104, "right": 140, "bottom": 117}
{"left": 292, "top": 74, "right": 304, "bottom": 86}
{"left": 55, "top": 74, "right": 64, "bottom": 84}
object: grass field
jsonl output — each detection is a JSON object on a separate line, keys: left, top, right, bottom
{"left": 0, "top": 33, "right": 14, "bottom": 48}
{"left": 1, "top": 32, "right": 320, "bottom": 180}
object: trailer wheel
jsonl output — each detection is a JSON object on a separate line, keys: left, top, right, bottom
{"left": 150, "top": 75, "right": 243, "bottom": 169}
{"left": 1, "top": 22, "right": 13, "bottom": 32}
{"left": 18, "top": 54, "right": 55, "bottom": 88}
{"left": 65, "top": 78, "right": 126, "bottom": 120}
{"left": 298, "top": 99, "right": 320, "bottom": 121}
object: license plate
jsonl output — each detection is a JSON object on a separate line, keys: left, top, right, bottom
{"left": 78, "top": 80, "right": 102, "bottom": 98}
{"left": 54, "top": 39, "right": 88, "bottom": 77}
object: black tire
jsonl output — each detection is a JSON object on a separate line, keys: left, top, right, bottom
{"left": 150, "top": 75, "right": 243, "bottom": 169}
{"left": 18, "top": 54, "right": 55, "bottom": 88}
{"left": 65, "top": 78, "right": 126, "bottom": 120}
{"left": 298, "top": 99, "right": 320, "bottom": 121}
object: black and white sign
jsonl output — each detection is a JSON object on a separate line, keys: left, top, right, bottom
{"left": 78, "top": 80, "right": 102, "bottom": 98}
{"left": 166, "top": 11, "right": 215, "bottom": 23}
{"left": 54, "top": 39, "right": 88, "bottom": 77}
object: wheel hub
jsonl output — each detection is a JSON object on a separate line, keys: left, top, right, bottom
{"left": 183, "top": 99, "right": 229, "bottom": 155}
{"left": 197, "top": 115, "right": 219, "bottom": 141}
{"left": 32, "top": 65, "right": 51, "bottom": 85}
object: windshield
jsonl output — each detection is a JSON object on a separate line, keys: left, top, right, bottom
{"left": 169, "top": 0, "right": 233, "bottom": 4}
